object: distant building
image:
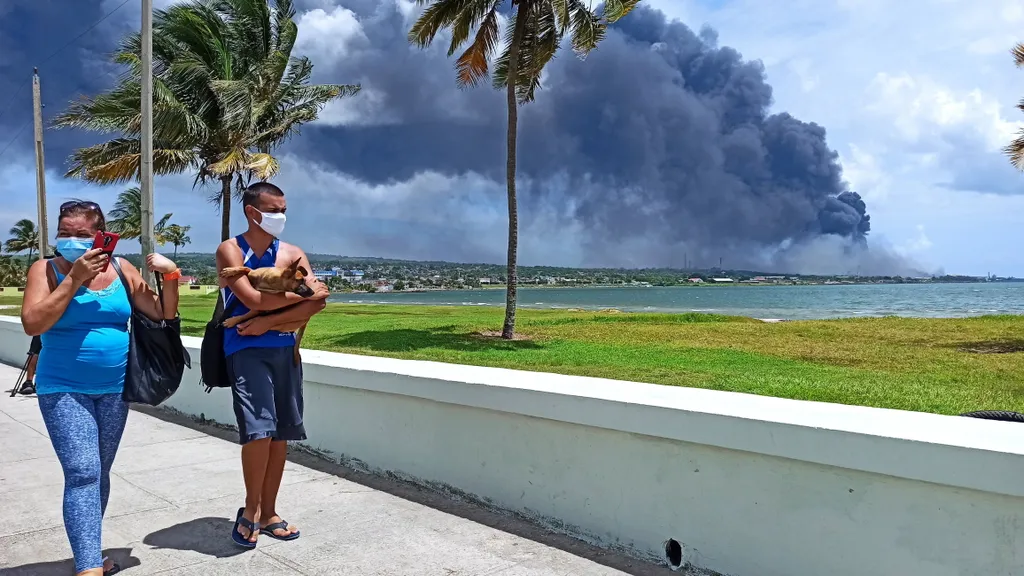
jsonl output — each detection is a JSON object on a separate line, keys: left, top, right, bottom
{"left": 712, "top": 278, "right": 734, "bottom": 283}
{"left": 480, "top": 277, "right": 493, "bottom": 284}
{"left": 178, "top": 275, "right": 198, "bottom": 285}
{"left": 313, "top": 269, "right": 337, "bottom": 280}
{"left": 688, "top": 278, "right": 704, "bottom": 283}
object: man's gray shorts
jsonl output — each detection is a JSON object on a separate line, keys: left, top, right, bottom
{"left": 227, "top": 346, "right": 306, "bottom": 445}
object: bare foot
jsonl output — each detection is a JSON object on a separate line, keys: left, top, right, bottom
{"left": 237, "top": 508, "right": 259, "bottom": 543}
{"left": 262, "top": 513, "right": 298, "bottom": 538}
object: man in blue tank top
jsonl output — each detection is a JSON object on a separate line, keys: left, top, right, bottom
{"left": 215, "top": 182, "right": 329, "bottom": 547}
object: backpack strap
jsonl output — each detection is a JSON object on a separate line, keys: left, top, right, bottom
{"left": 217, "top": 290, "right": 242, "bottom": 325}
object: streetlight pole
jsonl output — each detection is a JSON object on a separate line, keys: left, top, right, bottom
{"left": 140, "top": 0, "right": 156, "bottom": 286}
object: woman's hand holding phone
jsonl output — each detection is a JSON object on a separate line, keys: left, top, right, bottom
{"left": 69, "top": 249, "right": 109, "bottom": 286}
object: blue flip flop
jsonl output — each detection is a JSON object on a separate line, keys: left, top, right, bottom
{"left": 262, "top": 520, "right": 300, "bottom": 541}
{"left": 232, "top": 507, "right": 259, "bottom": 549}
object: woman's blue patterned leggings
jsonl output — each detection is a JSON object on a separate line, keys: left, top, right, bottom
{"left": 38, "top": 392, "right": 129, "bottom": 573}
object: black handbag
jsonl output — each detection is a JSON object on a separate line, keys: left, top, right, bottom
{"left": 111, "top": 258, "right": 191, "bottom": 405}
{"left": 199, "top": 291, "right": 240, "bottom": 393}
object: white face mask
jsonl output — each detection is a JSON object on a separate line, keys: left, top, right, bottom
{"left": 255, "top": 209, "right": 286, "bottom": 237}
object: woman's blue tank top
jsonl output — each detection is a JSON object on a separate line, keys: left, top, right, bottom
{"left": 36, "top": 260, "right": 131, "bottom": 396}
{"left": 222, "top": 235, "right": 297, "bottom": 356}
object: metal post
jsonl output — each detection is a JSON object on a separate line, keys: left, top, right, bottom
{"left": 31, "top": 68, "right": 48, "bottom": 260}
{"left": 140, "top": 0, "right": 156, "bottom": 286}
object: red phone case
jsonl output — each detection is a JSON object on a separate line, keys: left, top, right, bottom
{"left": 93, "top": 231, "right": 120, "bottom": 271}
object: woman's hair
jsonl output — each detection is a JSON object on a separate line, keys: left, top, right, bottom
{"left": 57, "top": 199, "right": 106, "bottom": 232}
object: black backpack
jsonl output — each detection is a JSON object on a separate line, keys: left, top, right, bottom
{"left": 199, "top": 291, "right": 240, "bottom": 393}
{"left": 111, "top": 259, "right": 191, "bottom": 406}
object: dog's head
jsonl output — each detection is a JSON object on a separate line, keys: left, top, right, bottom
{"left": 283, "top": 259, "right": 315, "bottom": 297}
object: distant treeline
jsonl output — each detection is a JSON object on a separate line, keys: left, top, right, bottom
{"left": 137, "top": 252, "right": 1003, "bottom": 289}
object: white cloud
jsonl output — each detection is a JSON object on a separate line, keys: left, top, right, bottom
{"left": 897, "top": 224, "right": 933, "bottom": 256}
{"left": 866, "top": 72, "right": 1022, "bottom": 151}
{"left": 314, "top": 87, "right": 397, "bottom": 127}
{"left": 294, "top": 6, "right": 370, "bottom": 62}
{"left": 839, "top": 144, "right": 887, "bottom": 201}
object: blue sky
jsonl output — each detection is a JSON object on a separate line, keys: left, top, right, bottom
{"left": 1, "top": 0, "right": 1023, "bottom": 276}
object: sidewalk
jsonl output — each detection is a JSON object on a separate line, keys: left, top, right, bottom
{"left": 0, "top": 363, "right": 667, "bottom": 575}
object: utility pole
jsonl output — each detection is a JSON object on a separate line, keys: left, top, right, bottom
{"left": 31, "top": 68, "right": 49, "bottom": 260}
{"left": 139, "top": 0, "right": 156, "bottom": 286}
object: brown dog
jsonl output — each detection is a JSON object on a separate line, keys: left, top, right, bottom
{"left": 219, "top": 258, "right": 314, "bottom": 365}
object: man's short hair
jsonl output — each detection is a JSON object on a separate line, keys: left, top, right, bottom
{"left": 241, "top": 182, "right": 285, "bottom": 209}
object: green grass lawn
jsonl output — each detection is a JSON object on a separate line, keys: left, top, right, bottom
{"left": 4, "top": 292, "right": 1024, "bottom": 415}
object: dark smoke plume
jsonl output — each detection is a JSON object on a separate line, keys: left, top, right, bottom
{"left": 0, "top": 1, "right": 914, "bottom": 274}
{"left": 288, "top": 2, "right": 899, "bottom": 272}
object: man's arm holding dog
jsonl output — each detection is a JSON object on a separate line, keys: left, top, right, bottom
{"left": 236, "top": 245, "right": 327, "bottom": 336}
{"left": 216, "top": 240, "right": 324, "bottom": 312}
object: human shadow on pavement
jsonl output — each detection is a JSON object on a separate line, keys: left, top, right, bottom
{"left": 3, "top": 547, "right": 140, "bottom": 575}
{"left": 133, "top": 402, "right": 680, "bottom": 576}
{"left": 143, "top": 517, "right": 248, "bottom": 559}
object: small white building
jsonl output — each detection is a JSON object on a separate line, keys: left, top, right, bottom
{"left": 712, "top": 277, "right": 734, "bottom": 283}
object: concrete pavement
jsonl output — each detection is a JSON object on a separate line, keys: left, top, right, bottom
{"left": 0, "top": 363, "right": 671, "bottom": 575}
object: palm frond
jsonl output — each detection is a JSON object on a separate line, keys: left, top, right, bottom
{"left": 409, "top": 0, "right": 480, "bottom": 48}
{"left": 1004, "top": 129, "right": 1024, "bottom": 170}
{"left": 245, "top": 151, "right": 280, "bottom": 180}
{"left": 493, "top": 3, "right": 560, "bottom": 103}
{"left": 66, "top": 139, "right": 198, "bottom": 184}
{"left": 454, "top": 1, "right": 502, "bottom": 87}
{"left": 565, "top": 0, "right": 605, "bottom": 55}
{"left": 601, "top": 0, "right": 640, "bottom": 23}
{"left": 1013, "top": 43, "right": 1024, "bottom": 68}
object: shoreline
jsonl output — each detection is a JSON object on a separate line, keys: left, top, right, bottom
{"left": 322, "top": 299, "right": 1021, "bottom": 322}
{"left": 339, "top": 279, "right": 1007, "bottom": 294}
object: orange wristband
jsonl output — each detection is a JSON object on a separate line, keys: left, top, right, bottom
{"left": 163, "top": 269, "right": 182, "bottom": 282}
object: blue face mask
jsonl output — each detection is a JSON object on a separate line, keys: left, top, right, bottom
{"left": 55, "top": 237, "right": 92, "bottom": 262}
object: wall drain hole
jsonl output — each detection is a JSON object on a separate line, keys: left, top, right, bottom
{"left": 665, "top": 538, "right": 683, "bottom": 568}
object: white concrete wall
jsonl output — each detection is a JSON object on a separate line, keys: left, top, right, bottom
{"left": 3, "top": 314, "right": 1024, "bottom": 576}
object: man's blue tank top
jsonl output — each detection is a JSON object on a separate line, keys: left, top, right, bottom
{"left": 222, "top": 235, "right": 297, "bottom": 356}
{"left": 36, "top": 260, "right": 131, "bottom": 396}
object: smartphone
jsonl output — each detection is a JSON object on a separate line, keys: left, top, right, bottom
{"left": 92, "top": 231, "right": 120, "bottom": 271}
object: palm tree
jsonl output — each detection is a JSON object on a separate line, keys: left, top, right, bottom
{"left": 54, "top": 0, "right": 360, "bottom": 241}
{"left": 1006, "top": 43, "right": 1024, "bottom": 168}
{"left": 4, "top": 219, "right": 39, "bottom": 268}
{"left": 107, "top": 186, "right": 174, "bottom": 242}
{"left": 161, "top": 223, "right": 192, "bottom": 258}
{"left": 0, "top": 254, "right": 26, "bottom": 287}
{"left": 409, "top": 0, "right": 639, "bottom": 338}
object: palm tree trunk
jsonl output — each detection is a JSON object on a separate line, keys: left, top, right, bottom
{"left": 26, "top": 248, "right": 33, "bottom": 270}
{"left": 501, "top": 2, "right": 529, "bottom": 340}
{"left": 219, "top": 174, "right": 233, "bottom": 241}
{"left": 173, "top": 244, "right": 178, "bottom": 259}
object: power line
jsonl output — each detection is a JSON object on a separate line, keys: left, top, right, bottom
{"left": 0, "top": 119, "right": 31, "bottom": 161}
{"left": 0, "top": 0, "right": 133, "bottom": 124}
{"left": 38, "top": 0, "right": 134, "bottom": 69}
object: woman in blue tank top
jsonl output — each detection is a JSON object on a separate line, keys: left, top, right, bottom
{"left": 20, "top": 201, "right": 182, "bottom": 576}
